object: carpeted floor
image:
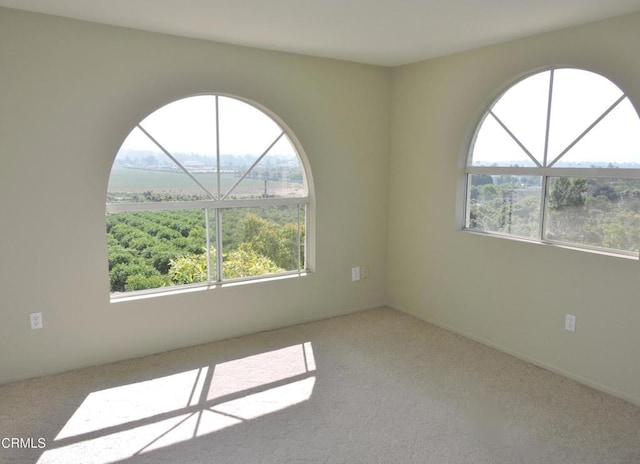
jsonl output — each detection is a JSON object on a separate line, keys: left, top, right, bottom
{"left": 1, "top": 307, "right": 639, "bottom": 463}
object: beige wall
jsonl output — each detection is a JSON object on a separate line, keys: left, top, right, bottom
{"left": 2, "top": 6, "right": 639, "bottom": 407}
{"left": 388, "top": 12, "right": 640, "bottom": 404}
{"left": 0, "top": 8, "right": 389, "bottom": 382}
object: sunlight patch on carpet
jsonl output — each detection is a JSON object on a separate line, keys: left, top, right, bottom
{"left": 38, "top": 342, "right": 316, "bottom": 464}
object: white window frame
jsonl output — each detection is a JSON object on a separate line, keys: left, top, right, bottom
{"left": 462, "top": 67, "right": 640, "bottom": 258}
{"left": 106, "top": 94, "right": 312, "bottom": 298}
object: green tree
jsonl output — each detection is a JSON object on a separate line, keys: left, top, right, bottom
{"left": 546, "top": 178, "right": 589, "bottom": 243}
{"left": 110, "top": 262, "right": 163, "bottom": 293}
{"left": 125, "top": 274, "right": 170, "bottom": 292}
{"left": 549, "top": 177, "right": 587, "bottom": 210}
{"left": 242, "top": 213, "right": 303, "bottom": 270}
{"left": 471, "top": 174, "right": 494, "bottom": 186}
{"left": 169, "top": 252, "right": 212, "bottom": 284}
{"left": 224, "top": 244, "right": 281, "bottom": 278}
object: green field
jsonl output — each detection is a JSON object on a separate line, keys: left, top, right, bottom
{"left": 107, "top": 205, "right": 305, "bottom": 293}
{"left": 107, "top": 167, "right": 305, "bottom": 201}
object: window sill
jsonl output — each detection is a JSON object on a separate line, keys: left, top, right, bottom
{"left": 460, "top": 229, "right": 640, "bottom": 261}
{"left": 110, "top": 271, "right": 310, "bottom": 303}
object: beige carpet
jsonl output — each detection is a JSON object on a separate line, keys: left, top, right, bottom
{"left": 1, "top": 307, "right": 639, "bottom": 463}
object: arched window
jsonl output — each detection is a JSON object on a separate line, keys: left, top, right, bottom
{"left": 464, "top": 68, "right": 640, "bottom": 256}
{"left": 106, "top": 95, "right": 310, "bottom": 296}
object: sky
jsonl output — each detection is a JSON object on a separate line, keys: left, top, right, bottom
{"left": 471, "top": 68, "right": 640, "bottom": 167}
{"left": 118, "top": 95, "right": 296, "bottom": 160}
{"left": 116, "top": 70, "right": 640, "bottom": 168}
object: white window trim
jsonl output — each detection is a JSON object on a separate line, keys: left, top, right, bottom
{"left": 461, "top": 67, "right": 640, "bottom": 259}
{"left": 107, "top": 94, "right": 314, "bottom": 299}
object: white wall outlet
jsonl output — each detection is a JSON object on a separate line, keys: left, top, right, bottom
{"left": 361, "top": 266, "right": 369, "bottom": 279}
{"left": 565, "top": 314, "right": 576, "bottom": 332}
{"left": 351, "top": 266, "right": 360, "bottom": 281}
{"left": 30, "top": 312, "right": 43, "bottom": 330}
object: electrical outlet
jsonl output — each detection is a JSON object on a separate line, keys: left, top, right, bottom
{"left": 361, "top": 266, "right": 369, "bottom": 279}
{"left": 351, "top": 266, "right": 360, "bottom": 281}
{"left": 565, "top": 314, "right": 576, "bottom": 332}
{"left": 30, "top": 312, "right": 43, "bottom": 330}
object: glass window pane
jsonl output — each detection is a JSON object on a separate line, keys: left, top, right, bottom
{"left": 108, "top": 127, "right": 213, "bottom": 203}
{"left": 107, "top": 210, "right": 208, "bottom": 294}
{"left": 107, "top": 94, "right": 310, "bottom": 296}
{"left": 223, "top": 135, "right": 307, "bottom": 199}
{"left": 492, "top": 70, "right": 550, "bottom": 165}
{"left": 221, "top": 205, "right": 304, "bottom": 279}
{"left": 547, "top": 69, "right": 624, "bottom": 162}
{"left": 470, "top": 113, "right": 537, "bottom": 167}
{"left": 218, "top": 96, "right": 282, "bottom": 162}
{"left": 553, "top": 98, "right": 640, "bottom": 167}
{"left": 544, "top": 177, "right": 640, "bottom": 252}
{"left": 139, "top": 96, "right": 218, "bottom": 195}
{"left": 466, "top": 175, "right": 542, "bottom": 238}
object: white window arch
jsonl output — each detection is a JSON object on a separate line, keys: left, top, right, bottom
{"left": 106, "top": 94, "right": 311, "bottom": 296}
{"left": 464, "top": 67, "right": 640, "bottom": 256}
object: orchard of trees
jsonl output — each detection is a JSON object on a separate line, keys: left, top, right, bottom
{"left": 468, "top": 174, "right": 640, "bottom": 253}
{"left": 107, "top": 204, "right": 304, "bottom": 293}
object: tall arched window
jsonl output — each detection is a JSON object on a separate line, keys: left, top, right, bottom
{"left": 106, "top": 95, "right": 311, "bottom": 296}
{"left": 464, "top": 68, "right": 640, "bottom": 256}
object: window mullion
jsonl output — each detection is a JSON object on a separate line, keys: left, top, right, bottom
{"left": 205, "top": 209, "right": 212, "bottom": 282}
{"left": 539, "top": 176, "right": 548, "bottom": 240}
{"left": 215, "top": 96, "right": 221, "bottom": 201}
{"left": 216, "top": 208, "right": 223, "bottom": 282}
{"left": 466, "top": 166, "right": 640, "bottom": 180}
{"left": 297, "top": 204, "right": 302, "bottom": 270}
{"left": 542, "top": 69, "right": 554, "bottom": 167}
{"left": 304, "top": 204, "right": 309, "bottom": 271}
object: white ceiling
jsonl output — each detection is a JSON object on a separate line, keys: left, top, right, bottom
{"left": 2, "top": 0, "right": 640, "bottom": 66}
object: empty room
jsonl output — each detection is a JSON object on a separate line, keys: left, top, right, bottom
{"left": 1, "top": 1, "right": 639, "bottom": 463}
